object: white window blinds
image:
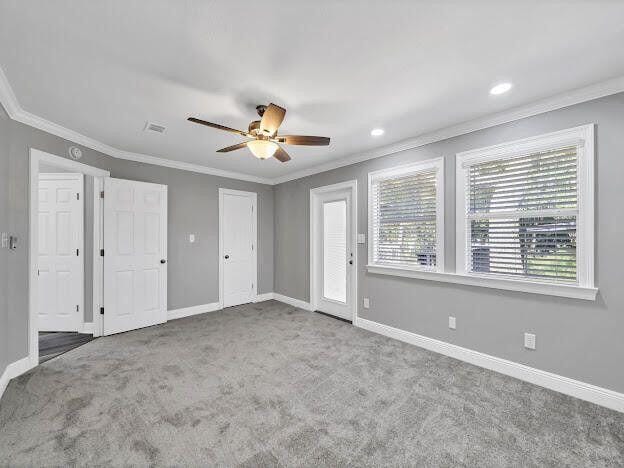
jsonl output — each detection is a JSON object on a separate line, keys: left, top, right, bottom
{"left": 466, "top": 146, "right": 578, "bottom": 282}
{"left": 370, "top": 161, "right": 442, "bottom": 270}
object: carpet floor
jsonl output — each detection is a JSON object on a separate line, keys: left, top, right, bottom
{"left": 1, "top": 300, "right": 623, "bottom": 466}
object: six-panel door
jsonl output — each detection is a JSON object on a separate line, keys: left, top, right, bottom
{"left": 103, "top": 178, "right": 167, "bottom": 335}
{"left": 38, "top": 174, "right": 84, "bottom": 332}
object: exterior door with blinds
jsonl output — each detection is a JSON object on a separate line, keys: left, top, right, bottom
{"left": 310, "top": 182, "right": 357, "bottom": 321}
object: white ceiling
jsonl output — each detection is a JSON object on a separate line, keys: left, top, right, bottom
{"left": 1, "top": 1, "right": 624, "bottom": 182}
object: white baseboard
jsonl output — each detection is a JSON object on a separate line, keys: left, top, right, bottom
{"left": 81, "top": 322, "right": 95, "bottom": 335}
{"left": 273, "top": 293, "right": 314, "bottom": 311}
{"left": 355, "top": 317, "right": 624, "bottom": 413}
{"left": 167, "top": 302, "right": 221, "bottom": 321}
{"left": 0, "top": 356, "right": 35, "bottom": 401}
{"left": 254, "top": 292, "right": 275, "bottom": 302}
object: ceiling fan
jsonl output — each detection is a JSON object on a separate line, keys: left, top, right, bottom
{"left": 188, "top": 103, "right": 330, "bottom": 162}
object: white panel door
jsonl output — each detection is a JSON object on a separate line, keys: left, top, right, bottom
{"left": 38, "top": 174, "right": 83, "bottom": 332}
{"left": 220, "top": 189, "right": 257, "bottom": 308}
{"left": 103, "top": 178, "right": 167, "bottom": 335}
{"left": 311, "top": 182, "right": 356, "bottom": 321}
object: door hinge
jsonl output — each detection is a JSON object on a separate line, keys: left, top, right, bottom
{"left": 100, "top": 307, "right": 104, "bottom": 315}
{"left": 100, "top": 191, "right": 104, "bottom": 199}
{"left": 76, "top": 248, "right": 80, "bottom": 256}
{"left": 76, "top": 304, "right": 79, "bottom": 312}
{"left": 76, "top": 193, "right": 80, "bottom": 200}
{"left": 100, "top": 249, "right": 104, "bottom": 256}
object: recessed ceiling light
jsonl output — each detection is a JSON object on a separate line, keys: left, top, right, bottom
{"left": 490, "top": 82, "right": 513, "bottom": 95}
{"left": 371, "top": 128, "right": 384, "bottom": 136}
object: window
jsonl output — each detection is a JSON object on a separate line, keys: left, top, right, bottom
{"left": 456, "top": 125, "right": 594, "bottom": 288}
{"left": 368, "top": 158, "right": 444, "bottom": 272}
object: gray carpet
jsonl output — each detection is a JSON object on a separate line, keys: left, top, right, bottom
{"left": 1, "top": 300, "right": 622, "bottom": 466}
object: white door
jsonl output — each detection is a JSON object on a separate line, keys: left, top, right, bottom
{"left": 220, "top": 189, "right": 257, "bottom": 308}
{"left": 311, "top": 182, "right": 357, "bottom": 321}
{"left": 103, "top": 178, "right": 167, "bottom": 335}
{"left": 38, "top": 173, "right": 84, "bottom": 332}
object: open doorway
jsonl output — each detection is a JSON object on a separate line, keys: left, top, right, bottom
{"left": 29, "top": 149, "right": 109, "bottom": 365}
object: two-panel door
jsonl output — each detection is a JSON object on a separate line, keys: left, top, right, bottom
{"left": 38, "top": 173, "right": 84, "bottom": 331}
{"left": 103, "top": 178, "right": 167, "bottom": 335}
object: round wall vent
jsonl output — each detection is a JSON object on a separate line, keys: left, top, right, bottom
{"left": 68, "top": 146, "right": 83, "bottom": 160}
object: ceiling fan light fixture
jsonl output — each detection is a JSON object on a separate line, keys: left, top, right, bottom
{"left": 247, "top": 140, "right": 279, "bottom": 159}
{"left": 371, "top": 128, "right": 384, "bottom": 136}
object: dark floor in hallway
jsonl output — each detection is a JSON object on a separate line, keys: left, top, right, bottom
{"left": 39, "top": 331, "right": 95, "bottom": 363}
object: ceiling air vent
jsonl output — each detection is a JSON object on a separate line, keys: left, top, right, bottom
{"left": 144, "top": 122, "right": 166, "bottom": 134}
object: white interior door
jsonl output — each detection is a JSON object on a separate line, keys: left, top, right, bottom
{"left": 220, "top": 189, "right": 257, "bottom": 308}
{"left": 311, "top": 182, "right": 356, "bottom": 321}
{"left": 38, "top": 173, "right": 84, "bottom": 331}
{"left": 103, "top": 178, "right": 167, "bottom": 335}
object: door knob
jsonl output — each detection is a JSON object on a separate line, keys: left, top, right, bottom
{"left": 160, "top": 259, "right": 167, "bottom": 264}
{"left": 224, "top": 255, "right": 230, "bottom": 259}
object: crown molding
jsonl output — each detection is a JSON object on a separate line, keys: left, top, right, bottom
{"left": 2, "top": 64, "right": 624, "bottom": 186}
{"left": 271, "top": 75, "right": 624, "bottom": 184}
{"left": 0, "top": 66, "right": 273, "bottom": 185}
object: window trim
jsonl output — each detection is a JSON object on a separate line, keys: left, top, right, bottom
{"left": 367, "top": 157, "right": 445, "bottom": 273}
{"left": 455, "top": 124, "right": 595, "bottom": 291}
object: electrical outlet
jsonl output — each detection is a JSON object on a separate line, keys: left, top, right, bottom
{"left": 524, "top": 333, "right": 536, "bottom": 350}
{"left": 363, "top": 297, "right": 370, "bottom": 309}
{"left": 357, "top": 233, "right": 366, "bottom": 244}
{"left": 189, "top": 234, "right": 195, "bottom": 243}
{"left": 448, "top": 316, "right": 456, "bottom": 330}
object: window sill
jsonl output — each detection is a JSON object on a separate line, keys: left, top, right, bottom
{"left": 366, "top": 264, "right": 598, "bottom": 301}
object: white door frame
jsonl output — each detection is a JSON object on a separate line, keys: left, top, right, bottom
{"left": 310, "top": 180, "right": 358, "bottom": 321}
{"left": 29, "top": 148, "right": 110, "bottom": 366}
{"left": 218, "top": 188, "right": 258, "bottom": 308}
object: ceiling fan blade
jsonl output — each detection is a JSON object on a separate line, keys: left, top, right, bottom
{"left": 217, "top": 142, "right": 249, "bottom": 153}
{"left": 277, "top": 135, "right": 330, "bottom": 146}
{"left": 188, "top": 117, "right": 248, "bottom": 136}
{"left": 274, "top": 146, "right": 291, "bottom": 163}
{"left": 260, "top": 103, "right": 286, "bottom": 136}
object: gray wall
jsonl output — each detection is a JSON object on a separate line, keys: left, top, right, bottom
{"left": 0, "top": 109, "right": 274, "bottom": 365}
{"left": 274, "top": 92, "right": 624, "bottom": 393}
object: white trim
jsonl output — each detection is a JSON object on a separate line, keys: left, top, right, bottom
{"left": 366, "top": 264, "right": 597, "bottom": 300}
{"left": 368, "top": 157, "right": 445, "bottom": 273}
{"left": 167, "top": 302, "right": 222, "bottom": 321}
{"left": 455, "top": 124, "right": 595, "bottom": 293}
{"left": 0, "top": 65, "right": 271, "bottom": 185}
{"left": 2, "top": 65, "right": 623, "bottom": 186}
{"left": 0, "top": 357, "right": 35, "bottom": 401}
{"left": 81, "top": 322, "right": 95, "bottom": 335}
{"left": 92, "top": 176, "right": 104, "bottom": 337}
{"left": 218, "top": 188, "right": 258, "bottom": 309}
{"left": 355, "top": 317, "right": 624, "bottom": 413}
{"left": 271, "top": 76, "right": 624, "bottom": 184}
{"left": 273, "top": 293, "right": 314, "bottom": 311}
{"left": 254, "top": 292, "right": 275, "bottom": 302}
{"left": 309, "top": 180, "right": 358, "bottom": 321}
{"left": 29, "top": 149, "right": 110, "bottom": 365}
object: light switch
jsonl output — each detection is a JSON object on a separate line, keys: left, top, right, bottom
{"left": 189, "top": 234, "right": 195, "bottom": 243}
{"left": 357, "top": 234, "right": 366, "bottom": 244}
{"left": 449, "top": 316, "right": 456, "bottom": 330}
{"left": 1, "top": 232, "right": 8, "bottom": 249}
{"left": 363, "top": 297, "right": 370, "bottom": 308}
